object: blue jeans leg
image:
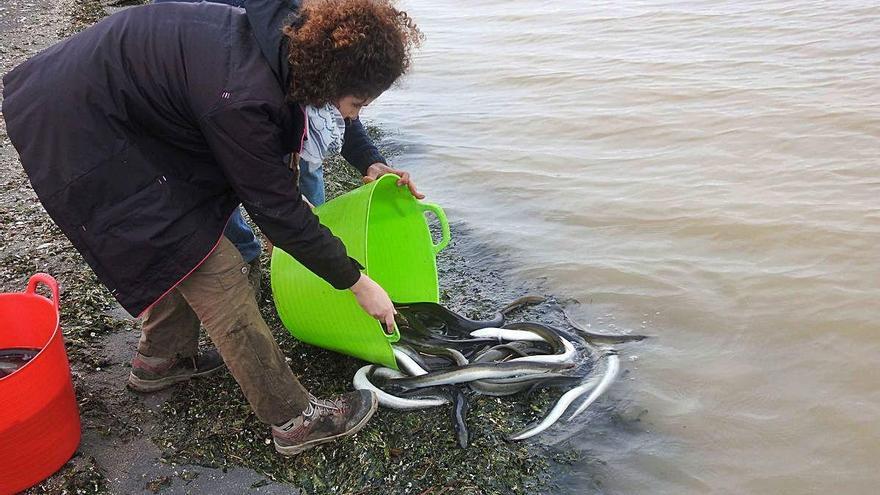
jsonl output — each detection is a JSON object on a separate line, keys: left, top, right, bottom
{"left": 223, "top": 207, "right": 262, "bottom": 263}
{"left": 298, "top": 158, "right": 326, "bottom": 206}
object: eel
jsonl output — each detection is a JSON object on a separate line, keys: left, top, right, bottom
{"left": 385, "top": 361, "right": 570, "bottom": 391}
{"left": 508, "top": 350, "right": 618, "bottom": 441}
{"left": 562, "top": 308, "right": 650, "bottom": 343}
{"left": 470, "top": 326, "right": 576, "bottom": 364}
{"left": 353, "top": 365, "right": 449, "bottom": 410}
{"left": 566, "top": 352, "right": 620, "bottom": 421}
{"left": 392, "top": 345, "right": 431, "bottom": 375}
{"left": 399, "top": 338, "right": 470, "bottom": 367}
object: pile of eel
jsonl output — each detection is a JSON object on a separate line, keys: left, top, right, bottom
{"left": 352, "top": 296, "right": 647, "bottom": 447}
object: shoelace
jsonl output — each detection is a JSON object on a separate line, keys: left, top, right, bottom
{"left": 302, "top": 393, "right": 347, "bottom": 419}
{"left": 274, "top": 394, "right": 351, "bottom": 434}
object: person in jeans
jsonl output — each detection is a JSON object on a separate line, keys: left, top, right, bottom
{"left": 2, "top": 0, "right": 422, "bottom": 455}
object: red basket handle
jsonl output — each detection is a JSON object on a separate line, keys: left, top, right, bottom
{"left": 26, "top": 273, "right": 60, "bottom": 314}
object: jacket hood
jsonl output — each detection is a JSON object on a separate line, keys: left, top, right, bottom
{"left": 246, "top": 0, "right": 300, "bottom": 89}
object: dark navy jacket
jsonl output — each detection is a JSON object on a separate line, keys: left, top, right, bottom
{"left": 1, "top": 1, "right": 379, "bottom": 315}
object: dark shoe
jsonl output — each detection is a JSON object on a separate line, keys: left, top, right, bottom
{"left": 127, "top": 348, "right": 225, "bottom": 392}
{"left": 272, "top": 390, "right": 378, "bottom": 456}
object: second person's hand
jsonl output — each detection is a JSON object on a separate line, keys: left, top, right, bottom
{"left": 363, "top": 162, "right": 425, "bottom": 199}
{"left": 350, "top": 272, "right": 397, "bottom": 334}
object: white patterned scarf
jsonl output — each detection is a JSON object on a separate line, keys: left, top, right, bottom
{"left": 300, "top": 103, "right": 346, "bottom": 166}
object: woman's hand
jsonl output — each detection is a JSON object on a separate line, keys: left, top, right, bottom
{"left": 363, "top": 162, "right": 425, "bottom": 199}
{"left": 350, "top": 273, "right": 397, "bottom": 334}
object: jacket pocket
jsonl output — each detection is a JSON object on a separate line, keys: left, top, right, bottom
{"left": 216, "top": 260, "right": 251, "bottom": 291}
{"left": 80, "top": 177, "right": 173, "bottom": 292}
{"left": 192, "top": 238, "right": 251, "bottom": 291}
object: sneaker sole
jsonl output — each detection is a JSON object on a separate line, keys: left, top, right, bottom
{"left": 126, "top": 364, "right": 226, "bottom": 393}
{"left": 274, "top": 392, "right": 379, "bottom": 456}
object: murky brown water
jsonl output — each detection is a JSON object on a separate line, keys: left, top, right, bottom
{"left": 368, "top": 1, "right": 880, "bottom": 492}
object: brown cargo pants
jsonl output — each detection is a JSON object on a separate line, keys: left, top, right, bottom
{"left": 137, "top": 236, "right": 310, "bottom": 425}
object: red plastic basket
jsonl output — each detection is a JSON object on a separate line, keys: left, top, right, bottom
{"left": 0, "top": 274, "right": 81, "bottom": 494}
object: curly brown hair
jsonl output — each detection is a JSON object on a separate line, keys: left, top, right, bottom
{"left": 283, "top": 0, "right": 422, "bottom": 106}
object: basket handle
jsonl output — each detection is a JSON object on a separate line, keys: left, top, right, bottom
{"left": 418, "top": 202, "right": 451, "bottom": 255}
{"left": 26, "top": 273, "right": 60, "bottom": 315}
{"left": 383, "top": 321, "right": 401, "bottom": 343}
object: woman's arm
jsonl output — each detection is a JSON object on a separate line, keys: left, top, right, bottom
{"left": 200, "top": 100, "right": 398, "bottom": 330}
{"left": 200, "top": 100, "right": 361, "bottom": 290}
{"left": 343, "top": 118, "right": 424, "bottom": 199}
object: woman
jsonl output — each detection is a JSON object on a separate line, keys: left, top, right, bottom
{"left": 2, "top": 0, "right": 421, "bottom": 455}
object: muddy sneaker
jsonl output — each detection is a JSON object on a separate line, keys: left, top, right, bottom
{"left": 127, "top": 349, "right": 225, "bottom": 392}
{"left": 272, "top": 390, "right": 378, "bottom": 456}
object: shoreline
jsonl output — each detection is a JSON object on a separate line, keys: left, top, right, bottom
{"left": 1, "top": 1, "right": 600, "bottom": 493}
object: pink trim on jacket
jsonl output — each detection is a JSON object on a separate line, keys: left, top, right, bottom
{"left": 136, "top": 215, "right": 232, "bottom": 318}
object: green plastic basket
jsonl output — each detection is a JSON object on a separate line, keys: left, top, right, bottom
{"left": 270, "top": 174, "right": 450, "bottom": 369}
